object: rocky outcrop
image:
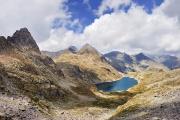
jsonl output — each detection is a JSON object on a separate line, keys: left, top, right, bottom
{"left": 7, "top": 28, "right": 40, "bottom": 53}
{"left": 68, "top": 46, "right": 78, "bottom": 53}
{"left": 0, "top": 36, "right": 11, "bottom": 52}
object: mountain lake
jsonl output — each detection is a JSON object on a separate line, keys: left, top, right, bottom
{"left": 96, "top": 77, "right": 138, "bottom": 92}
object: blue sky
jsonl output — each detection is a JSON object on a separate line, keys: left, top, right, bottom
{"left": 133, "top": 0, "right": 164, "bottom": 13}
{"left": 53, "top": 0, "right": 164, "bottom": 32}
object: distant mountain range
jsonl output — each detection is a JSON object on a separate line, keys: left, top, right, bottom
{"left": 43, "top": 47, "right": 180, "bottom": 73}
{"left": 104, "top": 51, "right": 168, "bottom": 72}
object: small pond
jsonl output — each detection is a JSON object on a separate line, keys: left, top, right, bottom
{"left": 96, "top": 77, "right": 138, "bottom": 92}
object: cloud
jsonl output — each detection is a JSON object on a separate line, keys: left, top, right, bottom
{"left": 0, "top": 0, "right": 68, "bottom": 42}
{"left": 97, "top": 0, "right": 131, "bottom": 16}
{"left": 39, "top": 28, "right": 85, "bottom": 51}
{"left": 40, "top": 1, "right": 180, "bottom": 56}
{"left": 157, "top": 0, "right": 180, "bottom": 21}
{"left": 83, "top": 6, "right": 180, "bottom": 54}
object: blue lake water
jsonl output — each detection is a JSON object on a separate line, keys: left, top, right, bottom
{"left": 96, "top": 77, "right": 138, "bottom": 92}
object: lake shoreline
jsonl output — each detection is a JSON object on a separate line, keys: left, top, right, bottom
{"left": 95, "top": 77, "right": 138, "bottom": 92}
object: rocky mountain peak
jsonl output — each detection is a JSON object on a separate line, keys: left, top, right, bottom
{"left": 0, "top": 36, "right": 7, "bottom": 44}
{"left": 68, "top": 46, "right": 77, "bottom": 53}
{"left": 104, "top": 51, "right": 133, "bottom": 64}
{"left": 0, "top": 36, "right": 7, "bottom": 50}
{"left": 7, "top": 28, "right": 40, "bottom": 53}
{"left": 134, "top": 53, "right": 152, "bottom": 62}
{"left": 78, "top": 43, "right": 101, "bottom": 56}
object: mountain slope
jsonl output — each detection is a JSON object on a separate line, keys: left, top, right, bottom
{"left": 55, "top": 44, "right": 122, "bottom": 83}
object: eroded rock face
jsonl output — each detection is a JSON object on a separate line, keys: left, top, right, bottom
{"left": 68, "top": 46, "right": 78, "bottom": 53}
{"left": 0, "top": 36, "right": 14, "bottom": 53}
{"left": 7, "top": 28, "right": 40, "bottom": 53}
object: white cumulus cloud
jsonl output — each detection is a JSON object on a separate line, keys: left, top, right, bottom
{"left": 157, "top": 0, "right": 180, "bottom": 21}
{"left": 0, "top": 0, "right": 68, "bottom": 42}
{"left": 41, "top": 2, "right": 180, "bottom": 56}
{"left": 83, "top": 6, "right": 180, "bottom": 54}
